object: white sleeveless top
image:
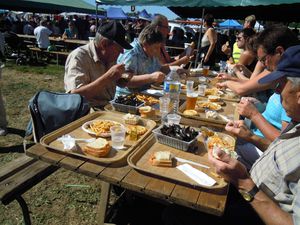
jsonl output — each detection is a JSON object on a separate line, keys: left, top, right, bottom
{"left": 201, "top": 28, "right": 213, "bottom": 48}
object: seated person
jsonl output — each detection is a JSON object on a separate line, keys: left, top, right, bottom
{"left": 235, "top": 28, "right": 257, "bottom": 74}
{"left": 151, "top": 14, "right": 192, "bottom": 67}
{"left": 64, "top": 21, "right": 133, "bottom": 109}
{"left": 235, "top": 93, "right": 290, "bottom": 169}
{"left": 62, "top": 21, "right": 78, "bottom": 39}
{"left": 116, "top": 24, "right": 169, "bottom": 96}
{"left": 217, "top": 25, "right": 299, "bottom": 104}
{"left": 163, "top": 45, "right": 300, "bottom": 225}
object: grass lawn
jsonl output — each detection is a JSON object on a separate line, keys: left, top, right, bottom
{"left": 0, "top": 61, "right": 105, "bottom": 225}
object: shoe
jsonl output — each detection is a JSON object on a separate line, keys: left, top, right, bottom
{"left": 0, "top": 127, "right": 7, "bottom": 136}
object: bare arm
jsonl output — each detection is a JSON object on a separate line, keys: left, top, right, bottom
{"left": 208, "top": 150, "right": 293, "bottom": 225}
{"left": 126, "top": 71, "right": 165, "bottom": 88}
{"left": 218, "top": 70, "right": 273, "bottom": 96}
{"left": 70, "top": 63, "right": 125, "bottom": 100}
{"left": 225, "top": 120, "right": 270, "bottom": 151}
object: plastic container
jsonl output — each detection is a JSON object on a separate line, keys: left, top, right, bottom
{"left": 167, "top": 114, "right": 181, "bottom": 125}
{"left": 152, "top": 125, "right": 200, "bottom": 151}
{"left": 110, "top": 100, "right": 144, "bottom": 114}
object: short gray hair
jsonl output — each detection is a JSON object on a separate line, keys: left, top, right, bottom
{"left": 138, "top": 24, "right": 163, "bottom": 45}
{"left": 151, "top": 14, "right": 168, "bottom": 27}
{"left": 287, "top": 77, "right": 300, "bottom": 90}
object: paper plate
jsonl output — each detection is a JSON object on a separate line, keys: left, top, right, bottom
{"left": 82, "top": 120, "right": 123, "bottom": 137}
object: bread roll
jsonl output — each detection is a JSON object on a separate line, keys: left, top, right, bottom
{"left": 83, "top": 138, "right": 111, "bottom": 157}
{"left": 183, "top": 109, "right": 198, "bottom": 116}
{"left": 139, "top": 106, "right": 155, "bottom": 118}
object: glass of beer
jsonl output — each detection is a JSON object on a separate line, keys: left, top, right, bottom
{"left": 186, "top": 92, "right": 198, "bottom": 110}
{"left": 203, "top": 65, "right": 210, "bottom": 76}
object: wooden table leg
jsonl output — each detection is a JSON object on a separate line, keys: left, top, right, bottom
{"left": 96, "top": 181, "right": 115, "bottom": 225}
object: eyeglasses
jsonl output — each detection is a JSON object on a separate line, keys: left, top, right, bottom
{"left": 258, "top": 54, "right": 267, "bottom": 65}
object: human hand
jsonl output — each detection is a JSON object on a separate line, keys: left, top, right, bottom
{"left": 208, "top": 145, "right": 250, "bottom": 188}
{"left": 217, "top": 73, "right": 231, "bottom": 80}
{"left": 216, "top": 81, "right": 227, "bottom": 89}
{"left": 221, "top": 42, "right": 231, "bottom": 56}
{"left": 238, "top": 99, "right": 259, "bottom": 119}
{"left": 151, "top": 71, "right": 165, "bottom": 84}
{"left": 225, "top": 120, "right": 253, "bottom": 141}
{"left": 106, "top": 63, "right": 125, "bottom": 81}
{"left": 179, "top": 55, "right": 191, "bottom": 65}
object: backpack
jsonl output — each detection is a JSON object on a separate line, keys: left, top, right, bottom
{"left": 26, "top": 90, "right": 90, "bottom": 142}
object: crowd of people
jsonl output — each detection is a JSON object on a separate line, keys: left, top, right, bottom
{"left": 2, "top": 8, "right": 300, "bottom": 225}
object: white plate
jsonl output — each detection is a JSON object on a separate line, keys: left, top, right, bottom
{"left": 81, "top": 120, "right": 123, "bottom": 137}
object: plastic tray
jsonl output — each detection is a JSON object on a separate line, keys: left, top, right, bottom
{"left": 110, "top": 100, "right": 144, "bottom": 114}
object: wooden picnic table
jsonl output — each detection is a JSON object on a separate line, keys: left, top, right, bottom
{"left": 26, "top": 139, "right": 228, "bottom": 225}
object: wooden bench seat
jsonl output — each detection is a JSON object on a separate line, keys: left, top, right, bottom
{"left": 29, "top": 47, "right": 69, "bottom": 65}
{"left": 0, "top": 154, "right": 58, "bottom": 225}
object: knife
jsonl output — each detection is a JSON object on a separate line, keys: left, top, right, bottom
{"left": 175, "top": 157, "right": 210, "bottom": 169}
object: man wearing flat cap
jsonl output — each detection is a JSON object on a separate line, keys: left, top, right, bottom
{"left": 64, "top": 21, "right": 133, "bottom": 108}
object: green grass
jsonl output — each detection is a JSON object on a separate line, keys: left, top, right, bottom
{"left": 0, "top": 61, "right": 104, "bottom": 225}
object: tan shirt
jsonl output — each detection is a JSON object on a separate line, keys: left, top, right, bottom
{"left": 64, "top": 42, "right": 116, "bottom": 108}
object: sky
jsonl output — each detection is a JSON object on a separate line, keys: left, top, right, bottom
{"left": 84, "top": 0, "right": 179, "bottom": 20}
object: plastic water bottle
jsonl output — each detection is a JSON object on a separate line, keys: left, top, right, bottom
{"left": 163, "top": 69, "right": 181, "bottom": 114}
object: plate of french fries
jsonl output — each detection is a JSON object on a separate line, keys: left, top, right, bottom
{"left": 82, "top": 120, "right": 123, "bottom": 137}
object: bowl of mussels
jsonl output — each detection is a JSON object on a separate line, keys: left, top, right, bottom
{"left": 152, "top": 124, "right": 200, "bottom": 151}
{"left": 110, "top": 94, "right": 145, "bottom": 114}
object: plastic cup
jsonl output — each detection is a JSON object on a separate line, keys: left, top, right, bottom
{"left": 110, "top": 125, "right": 126, "bottom": 150}
{"left": 159, "top": 96, "right": 170, "bottom": 114}
{"left": 198, "top": 76, "right": 207, "bottom": 84}
{"left": 167, "top": 114, "right": 181, "bottom": 125}
{"left": 202, "top": 65, "right": 210, "bottom": 76}
{"left": 186, "top": 80, "right": 194, "bottom": 94}
{"left": 198, "top": 84, "right": 206, "bottom": 97}
{"left": 186, "top": 92, "right": 198, "bottom": 110}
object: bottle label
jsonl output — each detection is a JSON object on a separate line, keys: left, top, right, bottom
{"left": 163, "top": 82, "right": 170, "bottom": 92}
{"left": 169, "top": 83, "right": 181, "bottom": 93}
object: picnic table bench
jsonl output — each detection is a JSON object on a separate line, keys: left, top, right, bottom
{"left": 0, "top": 154, "right": 58, "bottom": 225}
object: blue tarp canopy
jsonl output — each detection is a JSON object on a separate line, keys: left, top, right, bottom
{"left": 106, "top": 7, "right": 128, "bottom": 20}
{"left": 138, "top": 9, "right": 152, "bottom": 21}
{"left": 219, "top": 19, "right": 243, "bottom": 29}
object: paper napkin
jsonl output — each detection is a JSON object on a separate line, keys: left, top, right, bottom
{"left": 177, "top": 164, "right": 216, "bottom": 187}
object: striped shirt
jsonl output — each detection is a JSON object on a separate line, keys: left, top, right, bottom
{"left": 251, "top": 122, "right": 300, "bottom": 224}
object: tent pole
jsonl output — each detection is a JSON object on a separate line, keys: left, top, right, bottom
{"left": 194, "top": 8, "right": 205, "bottom": 68}
{"left": 96, "top": 3, "right": 98, "bottom": 29}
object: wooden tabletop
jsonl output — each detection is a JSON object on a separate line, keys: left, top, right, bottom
{"left": 26, "top": 143, "right": 228, "bottom": 217}
{"left": 17, "top": 34, "right": 88, "bottom": 45}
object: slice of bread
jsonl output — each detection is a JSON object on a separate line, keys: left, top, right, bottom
{"left": 150, "top": 151, "right": 173, "bottom": 167}
{"left": 83, "top": 138, "right": 111, "bottom": 157}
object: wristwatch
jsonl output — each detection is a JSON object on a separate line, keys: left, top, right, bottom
{"left": 239, "top": 185, "right": 259, "bottom": 202}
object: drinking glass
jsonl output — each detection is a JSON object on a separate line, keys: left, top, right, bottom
{"left": 110, "top": 125, "right": 126, "bottom": 150}
{"left": 186, "top": 80, "right": 194, "bottom": 94}
{"left": 186, "top": 92, "right": 198, "bottom": 110}
{"left": 159, "top": 96, "right": 170, "bottom": 124}
{"left": 198, "top": 84, "right": 206, "bottom": 97}
{"left": 202, "top": 65, "right": 210, "bottom": 76}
